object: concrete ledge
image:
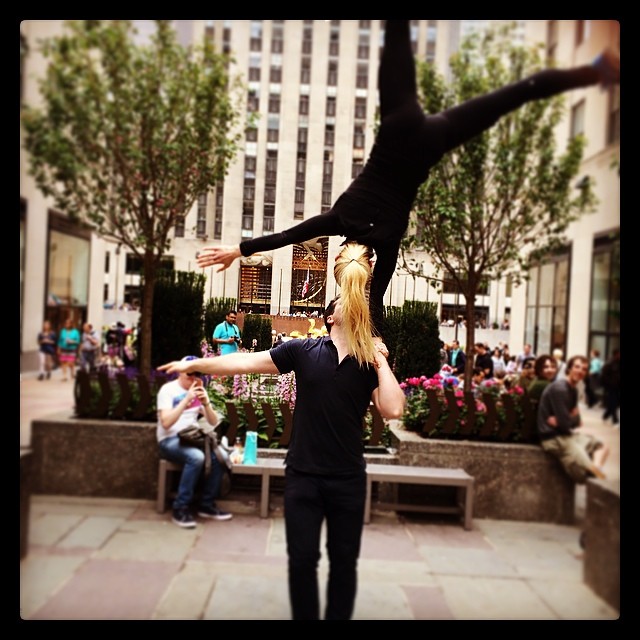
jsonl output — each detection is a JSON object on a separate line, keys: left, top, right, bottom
{"left": 20, "top": 449, "right": 33, "bottom": 559}
{"left": 31, "top": 414, "right": 576, "bottom": 523}
{"left": 583, "top": 478, "right": 620, "bottom": 612}
{"left": 389, "top": 422, "right": 576, "bottom": 523}
{"left": 30, "top": 414, "right": 393, "bottom": 501}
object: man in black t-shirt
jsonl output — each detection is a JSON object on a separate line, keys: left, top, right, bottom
{"left": 474, "top": 342, "right": 494, "bottom": 379}
{"left": 159, "top": 296, "right": 405, "bottom": 620}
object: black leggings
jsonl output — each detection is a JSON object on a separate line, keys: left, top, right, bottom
{"left": 242, "top": 20, "right": 601, "bottom": 334}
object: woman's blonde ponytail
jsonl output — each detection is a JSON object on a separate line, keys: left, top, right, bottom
{"left": 334, "top": 242, "right": 377, "bottom": 367}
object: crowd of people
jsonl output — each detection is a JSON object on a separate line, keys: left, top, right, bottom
{"left": 36, "top": 318, "right": 137, "bottom": 380}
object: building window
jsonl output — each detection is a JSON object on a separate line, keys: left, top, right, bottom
{"left": 300, "top": 56, "right": 311, "bottom": 83}
{"left": 327, "top": 61, "right": 338, "bottom": 86}
{"left": 270, "top": 66, "right": 282, "bottom": 83}
{"left": 329, "top": 26, "right": 340, "bottom": 57}
{"left": 299, "top": 95, "right": 310, "bottom": 115}
{"left": 324, "top": 124, "right": 335, "bottom": 147}
{"left": 174, "top": 216, "right": 185, "bottom": 238}
{"left": 245, "top": 156, "right": 257, "bottom": 176}
{"left": 46, "top": 221, "right": 91, "bottom": 329}
{"left": 575, "top": 20, "right": 588, "bottom": 46}
{"left": 268, "top": 94, "right": 281, "bottom": 113}
{"left": 247, "top": 90, "right": 260, "bottom": 112}
{"left": 290, "top": 238, "right": 329, "bottom": 314}
{"left": 608, "top": 86, "right": 620, "bottom": 145}
{"left": 354, "top": 97, "right": 367, "bottom": 120}
{"left": 263, "top": 204, "right": 275, "bottom": 234}
{"left": 302, "top": 27, "right": 313, "bottom": 55}
{"left": 246, "top": 127, "right": 258, "bottom": 142}
{"left": 265, "top": 150, "right": 278, "bottom": 182}
{"left": 524, "top": 251, "right": 570, "bottom": 356}
{"left": 196, "top": 193, "right": 207, "bottom": 238}
{"left": 570, "top": 100, "right": 585, "bottom": 138}
{"left": 271, "top": 23, "right": 284, "bottom": 53}
{"left": 326, "top": 96, "right": 336, "bottom": 117}
{"left": 214, "top": 183, "right": 223, "bottom": 240}
{"left": 352, "top": 161, "right": 364, "bottom": 179}
{"left": 546, "top": 20, "right": 558, "bottom": 62}
{"left": 356, "top": 63, "right": 369, "bottom": 88}
{"left": 240, "top": 264, "right": 272, "bottom": 314}
{"left": 589, "top": 233, "right": 620, "bottom": 359}
{"left": 353, "top": 124, "right": 365, "bottom": 149}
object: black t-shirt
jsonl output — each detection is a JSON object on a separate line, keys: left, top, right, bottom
{"left": 475, "top": 352, "right": 494, "bottom": 378}
{"left": 270, "top": 336, "right": 379, "bottom": 475}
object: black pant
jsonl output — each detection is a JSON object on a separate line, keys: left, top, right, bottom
{"left": 284, "top": 467, "right": 366, "bottom": 620}
{"left": 602, "top": 387, "right": 620, "bottom": 423}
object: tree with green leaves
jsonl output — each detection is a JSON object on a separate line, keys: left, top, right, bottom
{"left": 400, "top": 27, "right": 596, "bottom": 381}
{"left": 21, "top": 20, "right": 241, "bottom": 373}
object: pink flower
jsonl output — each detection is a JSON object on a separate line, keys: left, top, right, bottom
{"left": 512, "top": 386, "right": 524, "bottom": 395}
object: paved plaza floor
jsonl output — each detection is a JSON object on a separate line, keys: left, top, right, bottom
{"left": 19, "top": 371, "right": 621, "bottom": 621}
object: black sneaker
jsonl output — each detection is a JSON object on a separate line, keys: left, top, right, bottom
{"left": 37, "top": 374, "right": 45, "bottom": 381}
{"left": 172, "top": 507, "right": 196, "bottom": 529}
{"left": 197, "top": 505, "right": 233, "bottom": 521}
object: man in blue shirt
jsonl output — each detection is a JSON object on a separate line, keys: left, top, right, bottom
{"left": 212, "top": 310, "right": 241, "bottom": 355}
{"left": 160, "top": 296, "right": 405, "bottom": 620}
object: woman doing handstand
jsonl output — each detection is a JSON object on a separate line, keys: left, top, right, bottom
{"left": 197, "top": 20, "right": 619, "bottom": 336}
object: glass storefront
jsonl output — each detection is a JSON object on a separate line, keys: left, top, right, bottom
{"left": 524, "top": 251, "right": 570, "bottom": 356}
{"left": 589, "top": 233, "right": 620, "bottom": 360}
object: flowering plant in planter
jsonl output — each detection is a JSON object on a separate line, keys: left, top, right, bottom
{"left": 400, "top": 369, "right": 534, "bottom": 442}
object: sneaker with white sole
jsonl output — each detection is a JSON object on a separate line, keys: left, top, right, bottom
{"left": 172, "top": 507, "right": 196, "bottom": 529}
{"left": 197, "top": 505, "right": 233, "bottom": 521}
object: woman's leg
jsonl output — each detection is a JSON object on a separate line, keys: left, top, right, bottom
{"left": 369, "top": 238, "right": 402, "bottom": 336}
{"left": 437, "top": 66, "right": 601, "bottom": 153}
{"left": 379, "top": 20, "right": 417, "bottom": 119}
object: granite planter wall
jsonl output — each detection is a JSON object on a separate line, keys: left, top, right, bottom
{"left": 31, "top": 415, "right": 576, "bottom": 523}
{"left": 388, "top": 422, "right": 576, "bottom": 524}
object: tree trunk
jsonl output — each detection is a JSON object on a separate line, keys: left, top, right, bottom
{"left": 138, "top": 253, "right": 157, "bottom": 374}
{"left": 463, "top": 293, "right": 476, "bottom": 384}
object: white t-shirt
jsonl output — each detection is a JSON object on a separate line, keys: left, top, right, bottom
{"left": 156, "top": 379, "right": 208, "bottom": 442}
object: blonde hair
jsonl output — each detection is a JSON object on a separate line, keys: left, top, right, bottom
{"left": 334, "top": 242, "right": 377, "bottom": 367}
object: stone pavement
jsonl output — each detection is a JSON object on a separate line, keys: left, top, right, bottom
{"left": 19, "top": 371, "right": 620, "bottom": 621}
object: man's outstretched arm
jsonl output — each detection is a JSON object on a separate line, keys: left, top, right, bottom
{"left": 159, "top": 351, "right": 279, "bottom": 377}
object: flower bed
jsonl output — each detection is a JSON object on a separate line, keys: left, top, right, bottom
{"left": 401, "top": 370, "right": 537, "bottom": 443}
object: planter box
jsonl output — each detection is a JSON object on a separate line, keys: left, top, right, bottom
{"left": 388, "top": 422, "right": 576, "bottom": 523}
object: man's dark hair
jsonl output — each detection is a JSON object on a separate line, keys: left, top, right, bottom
{"left": 567, "top": 355, "right": 589, "bottom": 372}
{"left": 323, "top": 296, "right": 339, "bottom": 333}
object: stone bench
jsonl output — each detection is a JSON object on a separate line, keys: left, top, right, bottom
{"left": 365, "top": 463, "right": 474, "bottom": 530}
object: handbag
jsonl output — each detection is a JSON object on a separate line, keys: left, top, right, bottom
{"left": 178, "top": 424, "right": 233, "bottom": 476}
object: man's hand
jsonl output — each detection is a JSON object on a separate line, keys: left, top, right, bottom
{"left": 547, "top": 416, "right": 558, "bottom": 428}
{"left": 196, "top": 245, "right": 242, "bottom": 272}
{"left": 158, "top": 360, "right": 192, "bottom": 375}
